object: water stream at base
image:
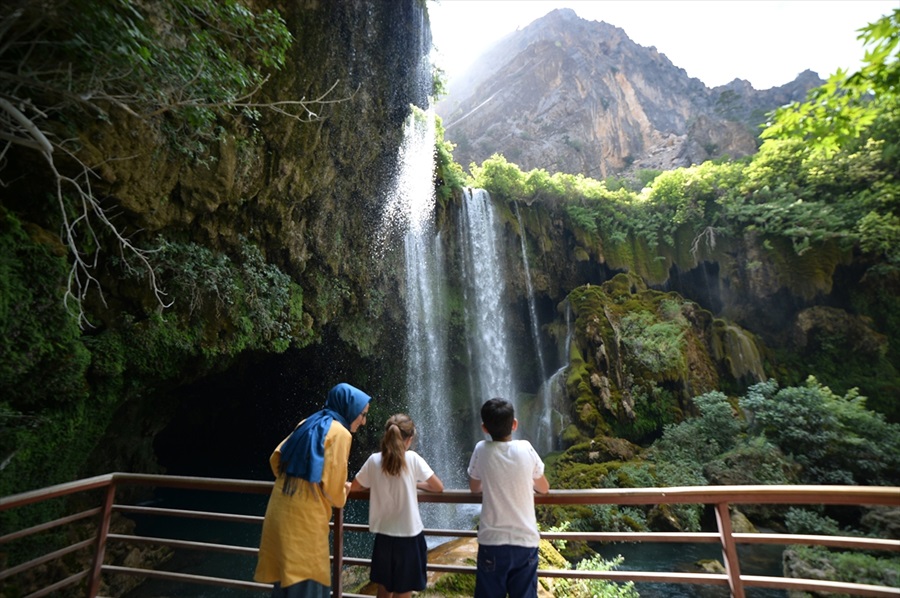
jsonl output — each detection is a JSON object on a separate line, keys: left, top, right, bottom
{"left": 123, "top": 488, "right": 787, "bottom": 598}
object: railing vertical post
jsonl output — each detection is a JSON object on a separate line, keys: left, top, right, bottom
{"left": 332, "top": 507, "right": 344, "bottom": 598}
{"left": 87, "top": 479, "right": 116, "bottom": 597}
{"left": 715, "top": 501, "right": 745, "bottom": 598}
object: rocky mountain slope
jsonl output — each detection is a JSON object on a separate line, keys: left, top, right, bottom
{"left": 436, "top": 8, "right": 822, "bottom": 178}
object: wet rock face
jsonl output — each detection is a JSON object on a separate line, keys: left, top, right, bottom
{"left": 0, "top": 0, "right": 433, "bottom": 494}
{"left": 70, "top": 1, "right": 433, "bottom": 335}
{"left": 561, "top": 273, "right": 765, "bottom": 444}
{"left": 792, "top": 305, "right": 888, "bottom": 357}
{"left": 436, "top": 8, "right": 820, "bottom": 178}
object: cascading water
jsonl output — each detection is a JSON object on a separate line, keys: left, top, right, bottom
{"left": 384, "top": 127, "right": 558, "bottom": 535}
{"left": 514, "top": 204, "right": 554, "bottom": 452}
{"left": 382, "top": 112, "right": 483, "bottom": 537}
{"left": 713, "top": 323, "right": 767, "bottom": 383}
{"left": 514, "top": 204, "right": 549, "bottom": 381}
{"left": 381, "top": 109, "right": 462, "bottom": 474}
{"left": 458, "top": 188, "right": 518, "bottom": 420}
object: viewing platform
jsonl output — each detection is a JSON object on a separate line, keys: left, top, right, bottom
{"left": 2, "top": 473, "right": 899, "bottom": 597}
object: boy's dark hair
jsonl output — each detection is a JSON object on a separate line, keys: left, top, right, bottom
{"left": 481, "top": 398, "right": 515, "bottom": 440}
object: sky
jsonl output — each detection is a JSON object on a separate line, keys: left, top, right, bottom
{"left": 427, "top": 0, "right": 897, "bottom": 90}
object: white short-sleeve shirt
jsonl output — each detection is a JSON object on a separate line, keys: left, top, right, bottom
{"left": 354, "top": 450, "right": 434, "bottom": 537}
{"left": 467, "top": 439, "right": 545, "bottom": 547}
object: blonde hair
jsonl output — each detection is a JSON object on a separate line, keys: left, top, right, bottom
{"left": 380, "top": 413, "right": 415, "bottom": 476}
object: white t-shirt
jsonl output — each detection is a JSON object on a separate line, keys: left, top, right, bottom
{"left": 354, "top": 450, "right": 434, "bottom": 537}
{"left": 467, "top": 439, "right": 544, "bottom": 547}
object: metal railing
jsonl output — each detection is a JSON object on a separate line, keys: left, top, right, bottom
{"left": 1, "top": 473, "right": 898, "bottom": 597}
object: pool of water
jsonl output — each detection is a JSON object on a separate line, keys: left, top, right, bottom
{"left": 594, "top": 541, "right": 787, "bottom": 598}
{"left": 122, "top": 489, "right": 788, "bottom": 598}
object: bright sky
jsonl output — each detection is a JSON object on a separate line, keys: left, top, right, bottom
{"left": 428, "top": 0, "right": 897, "bottom": 90}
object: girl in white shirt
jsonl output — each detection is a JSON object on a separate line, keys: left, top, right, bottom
{"left": 350, "top": 414, "right": 444, "bottom": 598}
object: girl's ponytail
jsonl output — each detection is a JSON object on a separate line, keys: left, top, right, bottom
{"left": 380, "top": 413, "right": 415, "bottom": 476}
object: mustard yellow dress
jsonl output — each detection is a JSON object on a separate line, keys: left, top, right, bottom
{"left": 254, "top": 420, "right": 352, "bottom": 588}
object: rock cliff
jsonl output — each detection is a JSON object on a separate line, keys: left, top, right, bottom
{"left": 0, "top": 0, "right": 431, "bottom": 497}
{"left": 436, "top": 8, "right": 821, "bottom": 178}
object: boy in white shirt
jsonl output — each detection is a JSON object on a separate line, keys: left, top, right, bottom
{"left": 468, "top": 398, "right": 550, "bottom": 598}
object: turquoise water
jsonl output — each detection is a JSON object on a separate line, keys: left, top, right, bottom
{"left": 123, "top": 490, "right": 373, "bottom": 597}
{"left": 594, "top": 541, "right": 787, "bottom": 598}
{"left": 122, "top": 489, "right": 788, "bottom": 597}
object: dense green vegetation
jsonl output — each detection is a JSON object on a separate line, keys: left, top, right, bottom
{"left": 544, "top": 376, "right": 900, "bottom": 532}
{"left": 0, "top": 0, "right": 304, "bottom": 328}
{"left": 462, "top": 10, "right": 900, "bottom": 420}
{"left": 0, "top": 208, "right": 312, "bottom": 527}
{"left": 0, "top": 0, "right": 317, "bottom": 545}
{"left": 541, "top": 378, "right": 900, "bottom": 585}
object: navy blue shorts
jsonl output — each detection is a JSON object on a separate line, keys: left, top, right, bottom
{"left": 369, "top": 532, "right": 428, "bottom": 593}
{"left": 474, "top": 544, "right": 539, "bottom": 598}
{"left": 271, "top": 579, "right": 329, "bottom": 598}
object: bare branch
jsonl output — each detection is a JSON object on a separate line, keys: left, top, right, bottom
{"left": 0, "top": 97, "right": 53, "bottom": 155}
{"left": 0, "top": 0, "right": 355, "bottom": 326}
{"left": 690, "top": 226, "right": 717, "bottom": 263}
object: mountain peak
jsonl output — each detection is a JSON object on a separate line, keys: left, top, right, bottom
{"left": 544, "top": 7, "right": 579, "bottom": 20}
{"left": 436, "top": 11, "right": 821, "bottom": 179}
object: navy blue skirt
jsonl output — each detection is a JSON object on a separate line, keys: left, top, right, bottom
{"left": 369, "top": 532, "right": 428, "bottom": 593}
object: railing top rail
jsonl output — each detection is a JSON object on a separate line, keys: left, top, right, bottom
{"left": 0, "top": 473, "right": 114, "bottom": 511}
{"left": 350, "top": 485, "right": 900, "bottom": 506}
{"left": 109, "top": 473, "right": 273, "bottom": 494}
{"left": 4, "top": 474, "right": 898, "bottom": 512}
{"left": 530, "top": 485, "right": 900, "bottom": 506}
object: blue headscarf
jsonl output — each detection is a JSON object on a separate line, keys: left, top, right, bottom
{"left": 278, "top": 382, "right": 371, "bottom": 495}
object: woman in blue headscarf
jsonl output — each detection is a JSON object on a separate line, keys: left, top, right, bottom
{"left": 255, "top": 383, "right": 372, "bottom": 598}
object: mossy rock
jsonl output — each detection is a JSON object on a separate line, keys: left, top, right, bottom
{"left": 562, "top": 436, "right": 642, "bottom": 464}
{"left": 430, "top": 566, "right": 476, "bottom": 596}
{"left": 551, "top": 459, "right": 621, "bottom": 490}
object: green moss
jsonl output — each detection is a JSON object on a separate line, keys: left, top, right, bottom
{"left": 538, "top": 538, "right": 570, "bottom": 571}
{"left": 786, "top": 545, "right": 900, "bottom": 591}
{"left": 0, "top": 211, "right": 89, "bottom": 410}
{"left": 0, "top": 211, "right": 98, "bottom": 509}
{"left": 552, "top": 460, "right": 617, "bottom": 489}
{"left": 562, "top": 273, "right": 766, "bottom": 442}
{"left": 561, "top": 423, "right": 586, "bottom": 446}
{"left": 761, "top": 236, "right": 853, "bottom": 301}
{"left": 432, "top": 562, "right": 476, "bottom": 596}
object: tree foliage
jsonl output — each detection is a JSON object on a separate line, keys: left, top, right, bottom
{"left": 435, "top": 116, "right": 466, "bottom": 204}
{"left": 554, "top": 554, "right": 640, "bottom": 598}
{"left": 648, "top": 377, "right": 900, "bottom": 488}
{"left": 1, "top": 0, "right": 295, "bottom": 155}
{"left": 738, "top": 378, "right": 900, "bottom": 485}
{"left": 761, "top": 9, "right": 899, "bottom": 157}
{"left": 0, "top": 0, "right": 344, "bottom": 326}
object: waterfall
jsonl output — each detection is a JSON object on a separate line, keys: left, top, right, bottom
{"left": 533, "top": 302, "right": 574, "bottom": 453}
{"left": 514, "top": 204, "right": 553, "bottom": 452}
{"left": 535, "top": 365, "right": 569, "bottom": 452}
{"left": 514, "top": 204, "right": 548, "bottom": 380}
{"left": 714, "top": 323, "right": 767, "bottom": 383}
{"left": 382, "top": 112, "right": 484, "bottom": 537}
{"left": 404, "top": 230, "right": 455, "bottom": 479}
{"left": 458, "top": 188, "right": 518, "bottom": 421}
{"left": 381, "top": 110, "right": 460, "bottom": 477}
{"left": 384, "top": 132, "right": 558, "bottom": 534}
